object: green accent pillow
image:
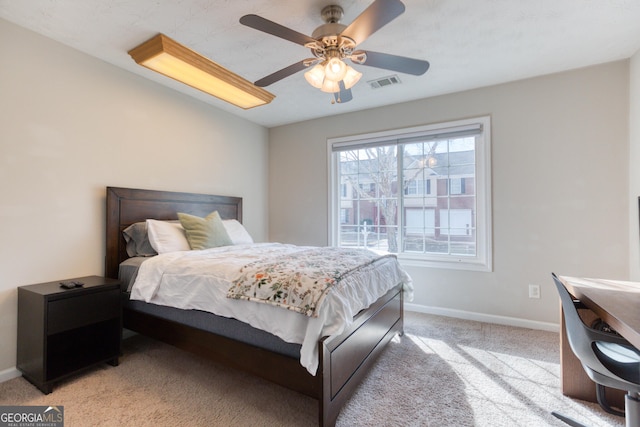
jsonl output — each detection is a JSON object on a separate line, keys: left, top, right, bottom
{"left": 177, "top": 211, "right": 233, "bottom": 250}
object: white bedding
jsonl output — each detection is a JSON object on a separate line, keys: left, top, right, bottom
{"left": 129, "top": 242, "right": 413, "bottom": 375}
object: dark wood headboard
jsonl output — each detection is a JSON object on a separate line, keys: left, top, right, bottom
{"left": 105, "top": 187, "right": 243, "bottom": 279}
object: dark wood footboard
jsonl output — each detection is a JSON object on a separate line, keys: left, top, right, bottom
{"left": 319, "top": 284, "right": 403, "bottom": 426}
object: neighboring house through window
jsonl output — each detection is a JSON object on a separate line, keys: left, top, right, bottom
{"left": 328, "top": 116, "right": 492, "bottom": 271}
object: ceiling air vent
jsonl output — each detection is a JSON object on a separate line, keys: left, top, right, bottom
{"left": 368, "top": 75, "right": 402, "bottom": 89}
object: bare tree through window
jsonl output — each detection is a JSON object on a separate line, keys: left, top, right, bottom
{"left": 340, "top": 142, "right": 439, "bottom": 253}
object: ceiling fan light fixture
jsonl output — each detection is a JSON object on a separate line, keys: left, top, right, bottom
{"left": 240, "top": 0, "right": 430, "bottom": 104}
{"left": 350, "top": 51, "right": 367, "bottom": 64}
{"left": 342, "top": 66, "right": 362, "bottom": 89}
{"left": 324, "top": 57, "right": 347, "bottom": 82}
{"left": 304, "top": 63, "right": 325, "bottom": 89}
{"left": 321, "top": 78, "right": 340, "bottom": 94}
{"left": 427, "top": 156, "right": 438, "bottom": 168}
{"left": 128, "top": 33, "right": 274, "bottom": 109}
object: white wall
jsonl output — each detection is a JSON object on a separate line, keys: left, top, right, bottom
{"left": 0, "top": 19, "right": 269, "bottom": 373}
{"left": 269, "top": 61, "right": 629, "bottom": 326}
{"left": 1, "top": 14, "right": 633, "bottom": 377}
{"left": 630, "top": 50, "right": 640, "bottom": 280}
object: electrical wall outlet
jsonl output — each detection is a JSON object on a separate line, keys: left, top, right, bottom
{"left": 528, "top": 284, "right": 541, "bottom": 299}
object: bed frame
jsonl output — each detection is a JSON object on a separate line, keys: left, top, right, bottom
{"left": 105, "top": 186, "right": 404, "bottom": 427}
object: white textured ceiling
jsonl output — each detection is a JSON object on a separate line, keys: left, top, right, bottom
{"left": 1, "top": 0, "right": 640, "bottom": 128}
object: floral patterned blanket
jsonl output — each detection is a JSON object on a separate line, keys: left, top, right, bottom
{"left": 227, "top": 247, "right": 391, "bottom": 317}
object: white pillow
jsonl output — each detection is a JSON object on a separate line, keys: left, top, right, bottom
{"left": 146, "top": 219, "right": 190, "bottom": 254}
{"left": 223, "top": 220, "right": 254, "bottom": 245}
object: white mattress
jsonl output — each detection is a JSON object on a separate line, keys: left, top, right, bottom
{"left": 129, "top": 243, "right": 413, "bottom": 375}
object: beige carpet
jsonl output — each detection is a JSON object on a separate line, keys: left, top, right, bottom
{"left": 0, "top": 312, "right": 625, "bottom": 426}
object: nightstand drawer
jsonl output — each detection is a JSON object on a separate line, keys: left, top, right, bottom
{"left": 48, "top": 289, "right": 120, "bottom": 335}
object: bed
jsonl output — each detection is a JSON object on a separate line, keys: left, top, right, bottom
{"left": 105, "top": 186, "right": 409, "bottom": 427}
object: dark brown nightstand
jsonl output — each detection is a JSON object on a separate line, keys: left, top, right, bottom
{"left": 17, "top": 275, "right": 122, "bottom": 394}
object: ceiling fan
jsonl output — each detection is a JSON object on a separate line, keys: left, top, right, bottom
{"left": 240, "top": 0, "right": 430, "bottom": 103}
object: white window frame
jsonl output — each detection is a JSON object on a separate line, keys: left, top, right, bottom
{"left": 327, "top": 116, "right": 492, "bottom": 272}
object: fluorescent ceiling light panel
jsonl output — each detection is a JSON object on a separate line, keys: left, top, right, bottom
{"left": 128, "top": 34, "right": 274, "bottom": 109}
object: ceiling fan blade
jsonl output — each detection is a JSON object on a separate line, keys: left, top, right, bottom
{"left": 240, "top": 14, "right": 316, "bottom": 47}
{"left": 358, "top": 50, "right": 430, "bottom": 75}
{"left": 254, "top": 60, "right": 309, "bottom": 87}
{"left": 340, "top": 0, "right": 405, "bottom": 46}
{"left": 334, "top": 81, "right": 353, "bottom": 103}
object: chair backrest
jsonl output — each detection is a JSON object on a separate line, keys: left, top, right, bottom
{"left": 551, "top": 273, "right": 617, "bottom": 378}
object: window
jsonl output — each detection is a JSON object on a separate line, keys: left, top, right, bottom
{"left": 405, "top": 179, "right": 431, "bottom": 195}
{"left": 328, "top": 116, "right": 492, "bottom": 271}
{"left": 449, "top": 178, "right": 465, "bottom": 195}
{"left": 340, "top": 183, "right": 348, "bottom": 198}
{"left": 340, "top": 208, "right": 350, "bottom": 224}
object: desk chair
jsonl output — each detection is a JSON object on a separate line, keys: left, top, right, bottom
{"left": 551, "top": 273, "right": 640, "bottom": 427}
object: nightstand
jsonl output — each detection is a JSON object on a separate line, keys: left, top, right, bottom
{"left": 17, "top": 275, "right": 122, "bottom": 394}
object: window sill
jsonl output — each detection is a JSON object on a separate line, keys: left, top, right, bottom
{"left": 397, "top": 253, "right": 492, "bottom": 272}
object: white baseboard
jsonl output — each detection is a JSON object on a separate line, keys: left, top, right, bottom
{"left": 0, "top": 367, "right": 21, "bottom": 383}
{"left": 405, "top": 303, "right": 559, "bottom": 333}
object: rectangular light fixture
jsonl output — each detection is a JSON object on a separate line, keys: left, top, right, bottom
{"left": 128, "top": 34, "right": 274, "bottom": 109}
